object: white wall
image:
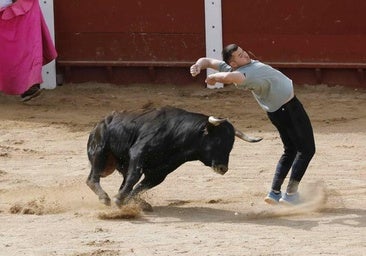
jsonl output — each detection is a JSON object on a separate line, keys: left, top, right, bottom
{"left": 204, "top": 0, "right": 223, "bottom": 89}
{"left": 39, "top": 0, "right": 57, "bottom": 89}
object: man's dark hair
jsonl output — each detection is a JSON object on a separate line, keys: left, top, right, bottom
{"left": 222, "top": 44, "right": 238, "bottom": 64}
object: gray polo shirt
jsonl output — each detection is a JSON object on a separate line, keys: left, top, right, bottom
{"left": 219, "top": 60, "right": 294, "bottom": 112}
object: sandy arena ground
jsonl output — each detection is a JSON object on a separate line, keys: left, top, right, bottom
{"left": 0, "top": 82, "right": 365, "bottom": 256}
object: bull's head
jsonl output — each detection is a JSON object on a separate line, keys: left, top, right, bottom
{"left": 202, "top": 116, "right": 262, "bottom": 175}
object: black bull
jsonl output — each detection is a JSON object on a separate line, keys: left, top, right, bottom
{"left": 87, "top": 106, "right": 262, "bottom": 210}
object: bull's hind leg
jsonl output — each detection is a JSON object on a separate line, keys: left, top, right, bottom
{"left": 87, "top": 154, "right": 117, "bottom": 206}
{"left": 87, "top": 118, "right": 118, "bottom": 206}
{"left": 86, "top": 171, "right": 111, "bottom": 206}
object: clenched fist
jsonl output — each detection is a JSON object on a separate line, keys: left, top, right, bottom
{"left": 190, "top": 64, "right": 201, "bottom": 77}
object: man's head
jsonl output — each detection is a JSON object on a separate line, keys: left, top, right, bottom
{"left": 222, "top": 44, "right": 251, "bottom": 69}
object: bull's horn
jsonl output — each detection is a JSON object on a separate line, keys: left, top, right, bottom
{"left": 208, "top": 116, "right": 227, "bottom": 126}
{"left": 235, "top": 129, "right": 262, "bottom": 143}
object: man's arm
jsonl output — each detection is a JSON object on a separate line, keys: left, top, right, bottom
{"left": 190, "top": 57, "right": 222, "bottom": 77}
{"left": 205, "top": 71, "right": 245, "bottom": 86}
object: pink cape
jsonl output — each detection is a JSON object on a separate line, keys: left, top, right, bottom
{"left": 0, "top": 0, "right": 57, "bottom": 95}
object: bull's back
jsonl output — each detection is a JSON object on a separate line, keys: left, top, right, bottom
{"left": 88, "top": 107, "right": 208, "bottom": 160}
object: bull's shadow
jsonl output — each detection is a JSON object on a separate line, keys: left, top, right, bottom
{"left": 141, "top": 205, "right": 366, "bottom": 231}
{"left": 142, "top": 205, "right": 320, "bottom": 230}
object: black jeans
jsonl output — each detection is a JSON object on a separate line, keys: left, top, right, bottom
{"left": 267, "top": 96, "right": 315, "bottom": 192}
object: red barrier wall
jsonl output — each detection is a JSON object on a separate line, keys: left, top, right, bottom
{"left": 222, "top": 0, "right": 366, "bottom": 86}
{"left": 223, "top": 1, "right": 366, "bottom": 63}
{"left": 55, "top": 0, "right": 205, "bottom": 62}
{"left": 54, "top": 0, "right": 366, "bottom": 87}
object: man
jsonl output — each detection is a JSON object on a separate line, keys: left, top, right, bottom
{"left": 0, "top": 0, "right": 57, "bottom": 102}
{"left": 190, "top": 43, "right": 315, "bottom": 205}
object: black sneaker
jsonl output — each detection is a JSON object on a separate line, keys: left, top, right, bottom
{"left": 20, "top": 84, "right": 43, "bottom": 102}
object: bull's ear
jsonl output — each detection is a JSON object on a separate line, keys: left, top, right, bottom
{"left": 204, "top": 120, "right": 217, "bottom": 135}
{"left": 203, "top": 119, "right": 216, "bottom": 135}
{"left": 203, "top": 127, "right": 209, "bottom": 135}
{"left": 204, "top": 116, "right": 226, "bottom": 135}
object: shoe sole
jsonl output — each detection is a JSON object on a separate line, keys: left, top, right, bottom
{"left": 279, "top": 198, "right": 300, "bottom": 206}
{"left": 21, "top": 88, "right": 43, "bottom": 102}
{"left": 279, "top": 199, "right": 292, "bottom": 205}
{"left": 264, "top": 197, "right": 279, "bottom": 205}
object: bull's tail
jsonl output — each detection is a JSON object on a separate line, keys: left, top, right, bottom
{"left": 87, "top": 114, "right": 114, "bottom": 161}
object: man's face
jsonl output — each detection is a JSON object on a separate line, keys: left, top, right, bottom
{"left": 229, "top": 47, "right": 251, "bottom": 68}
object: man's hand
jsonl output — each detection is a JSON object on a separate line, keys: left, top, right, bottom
{"left": 205, "top": 74, "right": 217, "bottom": 85}
{"left": 190, "top": 64, "right": 201, "bottom": 77}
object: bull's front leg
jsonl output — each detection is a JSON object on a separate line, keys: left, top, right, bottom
{"left": 114, "top": 163, "right": 143, "bottom": 207}
{"left": 86, "top": 171, "right": 111, "bottom": 206}
{"left": 125, "top": 173, "right": 168, "bottom": 212}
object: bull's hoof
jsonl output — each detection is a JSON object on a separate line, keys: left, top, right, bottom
{"left": 131, "top": 198, "right": 153, "bottom": 212}
{"left": 131, "top": 199, "right": 153, "bottom": 212}
{"left": 138, "top": 200, "right": 153, "bottom": 212}
{"left": 114, "top": 197, "right": 153, "bottom": 212}
{"left": 99, "top": 197, "right": 111, "bottom": 206}
{"left": 113, "top": 197, "right": 123, "bottom": 208}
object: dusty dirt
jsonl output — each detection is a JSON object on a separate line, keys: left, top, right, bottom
{"left": 0, "top": 82, "right": 365, "bottom": 256}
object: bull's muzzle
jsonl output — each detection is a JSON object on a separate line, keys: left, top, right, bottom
{"left": 212, "top": 164, "right": 228, "bottom": 175}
